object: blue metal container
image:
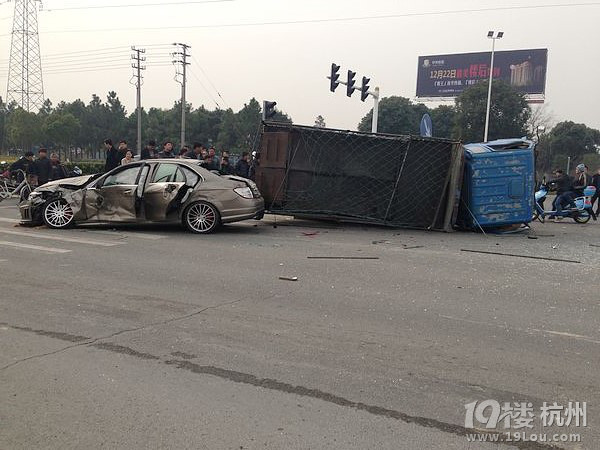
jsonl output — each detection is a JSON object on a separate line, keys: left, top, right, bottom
{"left": 459, "top": 138, "right": 535, "bottom": 229}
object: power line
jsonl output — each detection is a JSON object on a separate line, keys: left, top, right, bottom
{"left": 1, "top": 2, "right": 598, "bottom": 36}
{"left": 42, "top": 0, "right": 234, "bottom": 12}
{"left": 191, "top": 55, "right": 228, "bottom": 108}
{"left": 188, "top": 67, "right": 221, "bottom": 109}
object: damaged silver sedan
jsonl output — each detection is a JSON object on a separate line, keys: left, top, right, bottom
{"left": 20, "top": 159, "right": 265, "bottom": 234}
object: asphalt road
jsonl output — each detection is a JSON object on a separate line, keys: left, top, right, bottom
{"left": 1, "top": 197, "right": 599, "bottom": 450}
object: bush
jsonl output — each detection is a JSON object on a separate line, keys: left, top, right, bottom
{"left": 64, "top": 161, "right": 105, "bottom": 175}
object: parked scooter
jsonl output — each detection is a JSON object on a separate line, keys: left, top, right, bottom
{"left": 533, "top": 179, "right": 597, "bottom": 223}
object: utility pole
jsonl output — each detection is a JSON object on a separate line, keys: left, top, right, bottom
{"left": 172, "top": 43, "right": 191, "bottom": 148}
{"left": 7, "top": 0, "right": 44, "bottom": 112}
{"left": 131, "top": 47, "right": 146, "bottom": 155}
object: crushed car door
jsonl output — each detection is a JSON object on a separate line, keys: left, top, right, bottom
{"left": 143, "top": 163, "right": 187, "bottom": 221}
{"left": 87, "top": 165, "right": 143, "bottom": 222}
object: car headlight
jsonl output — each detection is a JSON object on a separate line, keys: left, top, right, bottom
{"left": 28, "top": 191, "right": 42, "bottom": 201}
{"left": 233, "top": 187, "right": 254, "bottom": 199}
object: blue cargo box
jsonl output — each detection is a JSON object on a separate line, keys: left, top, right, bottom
{"left": 458, "top": 139, "right": 535, "bottom": 229}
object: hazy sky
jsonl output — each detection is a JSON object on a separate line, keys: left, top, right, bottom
{"left": 1, "top": 0, "right": 599, "bottom": 132}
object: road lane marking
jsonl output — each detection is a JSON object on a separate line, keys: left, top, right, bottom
{"left": 0, "top": 240, "right": 71, "bottom": 253}
{"left": 0, "top": 217, "right": 20, "bottom": 223}
{"left": 0, "top": 229, "right": 123, "bottom": 247}
{"left": 78, "top": 229, "right": 167, "bottom": 240}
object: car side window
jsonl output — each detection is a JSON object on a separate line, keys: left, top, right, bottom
{"left": 103, "top": 166, "right": 140, "bottom": 187}
{"left": 179, "top": 166, "right": 200, "bottom": 187}
{"left": 152, "top": 164, "right": 183, "bottom": 183}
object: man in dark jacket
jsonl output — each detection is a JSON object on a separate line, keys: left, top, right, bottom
{"left": 104, "top": 139, "right": 120, "bottom": 172}
{"left": 219, "top": 156, "right": 234, "bottom": 175}
{"left": 549, "top": 168, "right": 576, "bottom": 216}
{"left": 157, "top": 141, "right": 175, "bottom": 158}
{"left": 141, "top": 140, "right": 157, "bottom": 160}
{"left": 9, "top": 151, "right": 36, "bottom": 182}
{"left": 234, "top": 152, "right": 250, "bottom": 178}
{"left": 34, "top": 148, "right": 52, "bottom": 186}
{"left": 49, "top": 153, "right": 68, "bottom": 181}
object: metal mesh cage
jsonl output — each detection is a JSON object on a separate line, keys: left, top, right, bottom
{"left": 256, "top": 123, "right": 463, "bottom": 231}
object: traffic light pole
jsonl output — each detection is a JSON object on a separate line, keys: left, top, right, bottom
{"left": 328, "top": 77, "right": 380, "bottom": 133}
{"left": 370, "top": 87, "right": 380, "bottom": 133}
{"left": 328, "top": 65, "right": 380, "bottom": 133}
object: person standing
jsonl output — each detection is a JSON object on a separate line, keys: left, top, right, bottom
{"left": 248, "top": 152, "right": 260, "bottom": 181}
{"left": 121, "top": 150, "right": 134, "bottom": 165}
{"left": 591, "top": 167, "right": 600, "bottom": 215}
{"left": 9, "top": 151, "right": 36, "bottom": 183}
{"left": 48, "top": 153, "right": 68, "bottom": 181}
{"left": 234, "top": 152, "right": 250, "bottom": 178}
{"left": 34, "top": 148, "right": 52, "bottom": 186}
{"left": 208, "top": 147, "right": 220, "bottom": 167}
{"left": 219, "top": 156, "right": 234, "bottom": 175}
{"left": 104, "top": 139, "right": 120, "bottom": 172}
{"left": 141, "top": 140, "right": 157, "bottom": 160}
{"left": 192, "top": 143, "right": 204, "bottom": 160}
{"left": 157, "top": 141, "right": 175, "bottom": 158}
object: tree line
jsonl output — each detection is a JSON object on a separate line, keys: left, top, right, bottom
{"left": 1, "top": 81, "right": 599, "bottom": 174}
{"left": 356, "top": 80, "right": 600, "bottom": 173}
{"left": 0, "top": 94, "right": 291, "bottom": 158}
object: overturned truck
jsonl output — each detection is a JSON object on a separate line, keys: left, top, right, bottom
{"left": 255, "top": 123, "right": 464, "bottom": 232}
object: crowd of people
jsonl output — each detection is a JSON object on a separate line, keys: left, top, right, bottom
{"left": 5, "top": 148, "right": 69, "bottom": 185}
{"left": 546, "top": 164, "right": 600, "bottom": 217}
{"left": 103, "top": 139, "right": 258, "bottom": 180}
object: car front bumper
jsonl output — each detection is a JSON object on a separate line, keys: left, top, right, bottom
{"left": 19, "top": 199, "right": 43, "bottom": 225}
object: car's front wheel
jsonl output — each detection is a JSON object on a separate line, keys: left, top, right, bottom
{"left": 43, "top": 198, "right": 75, "bottom": 229}
{"left": 183, "top": 201, "right": 221, "bottom": 234}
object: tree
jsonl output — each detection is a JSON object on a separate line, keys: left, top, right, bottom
{"left": 5, "top": 108, "right": 42, "bottom": 150}
{"left": 453, "top": 80, "right": 530, "bottom": 143}
{"left": 358, "top": 96, "right": 428, "bottom": 135}
{"left": 314, "top": 115, "right": 326, "bottom": 128}
{"left": 43, "top": 112, "right": 81, "bottom": 152}
{"left": 429, "top": 105, "right": 456, "bottom": 139}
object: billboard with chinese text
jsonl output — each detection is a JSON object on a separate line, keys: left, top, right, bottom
{"left": 416, "top": 49, "right": 548, "bottom": 98}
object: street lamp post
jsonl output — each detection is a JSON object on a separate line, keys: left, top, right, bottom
{"left": 484, "top": 30, "right": 504, "bottom": 142}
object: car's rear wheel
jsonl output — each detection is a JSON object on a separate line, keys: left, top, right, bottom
{"left": 43, "top": 198, "right": 75, "bottom": 229}
{"left": 183, "top": 201, "right": 220, "bottom": 234}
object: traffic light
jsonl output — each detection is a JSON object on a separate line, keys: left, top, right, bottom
{"left": 262, "top": 100, "right": 277, "bottom": 121}
{"left": 360, "top": 76, "right": 370, "bottom": 102}
{"left": 346, "top": 70, "right": 356, "bottom": 97}
{"left": 329, "top": 63, "right": 340, "bottom": 92}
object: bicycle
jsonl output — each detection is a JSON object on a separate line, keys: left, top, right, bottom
{"left": 0, "top": 169, "right": 34, "bottom": 203}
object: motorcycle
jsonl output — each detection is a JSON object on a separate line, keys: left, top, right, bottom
{"left": 533, "top": 180, "right": 597, "bottom": 223}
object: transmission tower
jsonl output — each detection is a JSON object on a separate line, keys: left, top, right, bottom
{"left": 6, "top": 0, "right": 44, "bottom": 112}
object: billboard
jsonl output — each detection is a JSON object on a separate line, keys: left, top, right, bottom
{"left": 416, "top": 49, "right": 548, "bottom": 98}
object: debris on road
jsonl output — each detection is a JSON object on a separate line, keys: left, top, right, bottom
{"left": 460, "top": 249, "right": 581, "bottom": 264}
{"left": 307, "top": 256, "right": 380, "bottom": 260}
{"left": 279, "top": 276, "right": 298, "bottom": 282}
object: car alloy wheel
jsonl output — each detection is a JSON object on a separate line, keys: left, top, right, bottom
{"left": 185, "top": 201, "right": 220, "bottom": 234}
{"left": 43, "top": 199, "right": 74, "bottom": 229}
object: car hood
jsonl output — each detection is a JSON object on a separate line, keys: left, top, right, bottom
{"left": 37, "top": 175, "right": 95, "bottom": 190}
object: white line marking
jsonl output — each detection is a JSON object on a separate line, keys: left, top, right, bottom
{"left": 79, "top": 229, "right": 167, "bottom": 240}
{"left": 0, "top": 206, "right": 18, "bottom": 209}
{"left": 0, "top": 217, "right": 20, "bottom": 223}
{"left": 0, "top": 229, "right": 123, "bottom": 247}
{"left": 0, "top": 240, "right": 71, "bottom": 253}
